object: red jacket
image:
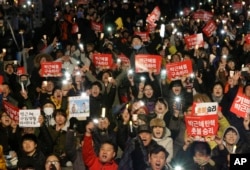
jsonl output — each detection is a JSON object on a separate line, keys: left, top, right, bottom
{"left": 82, "top": 135, "right": 118, "bottom": 170}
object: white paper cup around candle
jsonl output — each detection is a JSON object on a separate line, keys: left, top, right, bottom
{"left": 43, "top": 34, "right": 47, "bottom": 40}
{"left": 132, "top": 114, "right": 138, "bottom": 121}
{"left": 13, "top": 60, "right": 17, "bottom": 65}
{"left": 43, "top": 81, "right": 48, "bottom": 87}
{"left": 108, "top": 77, "right": 112, "bottom": 83}
{"left": 101, "top": 108, "right": 106, "bottom": 118}
{"left": 77, "top": 33, "right": 81, "bottom": 39}
{"left": 230, "top": 71, "right": 234, "bottom": 77}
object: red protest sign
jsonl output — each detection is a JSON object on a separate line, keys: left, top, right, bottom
{"left": 146, "top": 6, "right": 161, "bottom": 26}
{"left": 230, "top": 91, "right": 250, "bottom": 118}
{"left": 77, "top": 0, "right": 89, "bottom": 5}
{"left": 91, "top": 21, "right": 103, "bottom": 32}
{"left": 41, "top": 62, "right": 62, "bottom": 77}
{"left": 165, "top": 60, "right": 193, "bottom": 80}
{"left": 71, "top": 23, "right": 79, "bottom": 34}
{"left": 17, "top": 67, "right": 25, "bottom": 75}
{"left": 183, "top": 7, "right": 191, "bottom": 16}
{"left": 134, "top": 31, "right": 150, "bottom": 42}
{"left": 147, "top": 23, "right": 156, "bottom": 33}
{"left": 202, "top": 20, "right": 217, "bottom": 37}
{"left": 93, "top": 53, "right": 113, "bottom": 69}
{"left": 3, "top": 101, "right": 19, "bottom": 122}
{"left": 193, "top": 10, "right": 213, "bottom": 22}
{"left": 233, "top": 2, "right": 243, "bottom": 12}
{"left": 118, "top": 53, "right": 130, "bottom": 65}
{"left": 0, "top": 75, "right": 3, "bottom": 84}
{"left": 135, "top": 54, "right": 162, "bottom": 74}
{"left": 184, "top": 33, "right": 204, "bottom": 49}
{"left": 245, "top": 34, "right": 250, "bottom": 44}
{"left": 185, "top": 114, "right": 219, "bottom": 140}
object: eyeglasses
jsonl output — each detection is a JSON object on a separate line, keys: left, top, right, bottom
{"left": 46, "top": 161, "right": 60, "bottom": 165}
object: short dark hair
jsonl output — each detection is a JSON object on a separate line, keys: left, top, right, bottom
{"left": 53, "top": 109, "right": 67, "bottom": 119}
{"left": 149, "top": 144, "right": 169, "bottom": 159}
{"left": 100, "top": 140, "right": 117, "bottom": 154}
{"left": 21, "top": 134, "right": 38, "bottom": 144}
{"left": 190, "top": 141, "right": 211, "bottom": 157}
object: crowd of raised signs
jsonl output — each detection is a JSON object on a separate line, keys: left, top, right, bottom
{"left": 0, "top": 0, "right": 250, "bottom": 170}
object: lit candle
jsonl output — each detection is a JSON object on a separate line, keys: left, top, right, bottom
{"left": 77, "top": 33, "right": 81, "bottom": 40}
{"left": 129, "top": 121, "right": 133, "bottom": 133}
{"left": 21, "top": 82, "right": 25, "bottom": 92}
{"left": 126, "top": 104, "right": 129, "bottom": 109}
{"left": 232, "top": 145, "right": 237, "bottom": 153}
{"left": 101, "top": 108, "right": 106, "bottom": 118}
{"left": 13, "top": 60, "right": 17, "bottom": 65}
{"left": 43, "top": 34, "right": 47, "bottom": 40}
{"left": 43, "top": 81, "right": 48, "bottom": 87}
{"left": 229, "top": 71, "right": 234, "bottom": 77}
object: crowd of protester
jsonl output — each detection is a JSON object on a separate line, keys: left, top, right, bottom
{"left": 0, "top": 0, "right": 250, "bottom": 170}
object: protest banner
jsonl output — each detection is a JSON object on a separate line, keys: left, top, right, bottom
{"left": 118, "top": 53, "right": 130, "bottom": 65}
{"left": 68, "top": 94, "right": 90, "bottom": 120}
{"left": 2, "top": 101, "right": 19, "bottom": 122}
{"left": 193, "top": 10, "right": 213, "bottom": 22}
{"left": 165, "top": 60, "right": 193, "bottom": 80}
{"left": 16, "top": 67, "right": 26, "bottom": 76}
{"left": 233, "top": 2, "right": 243, "bottom": 13}
{"left": 134, "top": 31, "right": 150, "bottom": 42}
{"left": 185, "top": 114, "right": 219, "bottom": 141}
{"left": 192, "top": 102, "right": 219, "bottom": 116}
{"left": 135, "top": 54, "right": 162, "bottom": 74}
{"left": 245, "top": 34, "right": 250, "bottom": 44}
{"left": 91, "top": 21, "right": 103, "bottom": 32}
{"left": 184, "top": 33, "right": 204, "bottom": 49}
{"left": 230, "top": 91, "right": 250, "bottom": 118}
{"left": 19, "top": 109, "right": 41, "bottom": 127}
{"left": 41, "top": 62, "right": 62, "bottom": 77}
{"left": 146, "top": 6, "right": 161, "bottom": 27}
{"left": 147, "top": 23, "right": 156, "bottom": 33}
{"left": 93, "top": 53, "right": 113, "bottom": 69}
{"left": 202, "top": 20, "right": 217, "bottom": 37}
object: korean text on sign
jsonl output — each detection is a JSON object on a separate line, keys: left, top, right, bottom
{"left": 135, "top": 54, "right": 162, "bottom": 74}
{"left": 3, "top": 101, "right": 19, "bottom": 122}
{"left": 41, "top": 62, "right": 62, "bottom": 77}
{"left": 166, "top": 60, "right": 193, "bottom": 80}
{"left": 185, "top": 114, "right": 219, "bottom": 141}
{"left": 93, "top": 53, "right": 113, "bottom": 69}
{"left": 184, "top": 33, "right": 204, "bottom": 49}
{"left": 19, "top": 109, "right": 41, "bottom": 127}
{"left": 230, "top": 91, "right": 250, "bottom": 118}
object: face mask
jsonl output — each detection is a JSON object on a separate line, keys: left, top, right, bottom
{"left": 44, "top": 107, "right": 54, "bottom": 116}
{"left": 133, "top": 45, "right": 142, "bottom": 50}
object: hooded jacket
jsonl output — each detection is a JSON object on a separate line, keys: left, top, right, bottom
{"left": 212, "top": 126, "right": 250, "bottom": 170}
{"left": 152, "top": 127, "right": 173, "bottom": 163}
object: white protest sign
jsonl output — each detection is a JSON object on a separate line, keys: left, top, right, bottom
{"left": 68, "top": 94, "right": 90, "bottom": 119}
{"left": 193, "top": 102, "right": 218, "bottom": 116}
{"left": 19, "top": 109, "right": 41, "bottom": 127}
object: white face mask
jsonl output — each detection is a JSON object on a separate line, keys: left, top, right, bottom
{"left": 43, "top": 107, "right": 54, "bottom": 116}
